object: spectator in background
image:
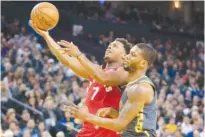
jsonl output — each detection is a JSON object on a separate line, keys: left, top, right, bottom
{"left": 3, "top": 129, "right": 14, "bottom": 137}
{"left": 181, "top": 117, "right": 193, "bottom": 136}
{"left": 3, "top": 109, "right": 18, "bottom": 129}
{"left": 56, "top": 131, "right": 65, "bottom": 137}
{"left": 42, "top": 97, "right": 58, "bottom": 135}
{"left": 20, "top": 110, "right": 31, "bottom": 129}
{"left": 8, "top": 121, "right": 21, "bottom": 137}
{"left": 1, "top": 81, "right": 11, "bottom": 103}
{"left": 21, "top": 119, "right": 39, "bottom": 137}
{"left": 55, "top": 84, "right": 68, "bottom": 105}
{"left": 38, "top": 122, "right": 51, "bottom": 137}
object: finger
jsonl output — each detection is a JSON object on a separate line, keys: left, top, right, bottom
{"left": 58, "top": 48, "right": 74, "bottom": 55}
{"left": 96, "top": 109, "right": 102, "bottom": 116}
{"left": 65, "top": 108, "right": 76, "bottom": 115}
{"left": 30, "top": 21, "right": 39, "bottom": 31}
{"left": 58, "top": 48, "right": 69, "bottom": 54}
{"left": 29, "top": 20, "right": 32, "bottom": 27}
{"left": 61, "top": 40, "right": 73, "bottom": 46}
{"left": 70, "top": 110, "right": 76, "bottom": 115}
{"left": 33, "top": 22, "right": 38, "bottom": 29}
{"left": 103, "top": 110, "right": 110, "bottom": 117}
{"left": 29, "top": 20, "right": 36, "bottom": 30}
{"left": 66, "top": 106, "right": 78, "bottom": 113}
{"left": 66, "top": 101, "right": 78, "bottom": 108}
{"left": 57, "top": 42, "right": 71, "bottom": 48}
{"left": 65, "top": 111, "right": 71, "bottom": 118}
{"left": 98, "top": 108, "right": 110, "bottom": 117}
{"left": 56, "top": 47, "right": 65, "bottom": 51}
{"left": 62, "top": 105, "right": 66, "bottom": 111}
{"left": 58, "top": 41, "right": 72, "bottom": 48}
{"left": 97, "top": 109, "right": 106, "bottom": 117}
{"left": 62, "top": 104, "right": 71, "bottom": 111}
{"left": 66, "top": 105, "right": 78, "bottom": 111}
{"left": 65, "top": 104, "right": 78, "bottom": 110}
{"left": 65, "top": 110, "right": 75, "bottom": 118}
{"left": 102, "top": 111, "right": 108, "bottom": 117}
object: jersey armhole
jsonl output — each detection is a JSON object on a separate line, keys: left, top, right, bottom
{"left": 116, "top": 86, "right": 123, "bottom": 94}
{"left": 140, "top": 81, "right": 156, "bottom": 98}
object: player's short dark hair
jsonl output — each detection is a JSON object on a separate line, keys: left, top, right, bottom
{"left": 136, "top": 43, "right": 157, "bottom": 66}
{"left": 115, "top": 38, "right": 132, "bottom": 54}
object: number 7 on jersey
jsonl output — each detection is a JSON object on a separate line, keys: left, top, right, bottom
{"left": 91, "top": 87, "right": 100, "bottom": 100}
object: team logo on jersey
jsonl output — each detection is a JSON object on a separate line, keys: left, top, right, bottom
{"left": 103, "top": 85, "right": 113, "bottom": 92}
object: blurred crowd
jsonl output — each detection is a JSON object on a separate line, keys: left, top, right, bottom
{"left": 1, "top": 16, "right": 87, "bottom": 137}
{"left": 66, "top": 1, "right": 203, "bottom": 36}
{"left": 1, "top": 3, "right": 204, "bottom": 137}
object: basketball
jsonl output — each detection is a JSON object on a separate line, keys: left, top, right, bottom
{"left": 30, "top": 2, "right": 59, "bottom": 31}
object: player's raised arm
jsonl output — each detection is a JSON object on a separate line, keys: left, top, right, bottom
{"left": 57, "top": 40, "right": 129, "bottom": 86}
{"left": 78, "top": 55, "right": 129, "bottom": 86}
{"left": 29, "top": 20, "right": 89, "bottom": 79}
{"left": 65, "top": 83, "right": 154, "bottom": 132}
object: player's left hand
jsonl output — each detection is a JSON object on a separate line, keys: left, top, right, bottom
{"left": 97, "top": 107, "right": 119, "bottom": 118}
{"left": 57, "top": 40, "right": 82, "bottom": 57}
{"left": 29, "top": 20, "right": 48, "bottom": 37}
{"left": 64, "top": 102, "right": 88, "bottom": 121}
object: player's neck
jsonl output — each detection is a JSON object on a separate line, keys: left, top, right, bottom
{"left": 106, "top": 61, "right": 122, "bottom": 68}
{"left": 128, "top": 70, "right": 146, "bottom": 83}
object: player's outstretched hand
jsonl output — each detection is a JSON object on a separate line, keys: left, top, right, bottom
{"left": 29, "top": 20, "right": 48, "bottom": 37}
{"left": 97, "top": 107, "right": 119, "bottom": 118}
{"left": 57, "top": 40, "right": 82, "bottom": 57}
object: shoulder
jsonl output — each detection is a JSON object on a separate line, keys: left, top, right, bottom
{"left": 127, "top": 82, "right": 154, "bottom": 104}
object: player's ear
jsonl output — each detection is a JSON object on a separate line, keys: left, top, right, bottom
{"left": 140, "top": 60, "right": 147, "bottom": 68}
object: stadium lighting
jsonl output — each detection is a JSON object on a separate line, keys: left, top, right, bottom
{"left": 174, "top": 0, "right": 181, "bottom": 9}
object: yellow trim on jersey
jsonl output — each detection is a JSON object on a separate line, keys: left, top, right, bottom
{"left": 144, "top": 131, "right": 150, "bottom": 137}
{"left": 119, "top": 100, "right": 123, "bottom": 108}
{"left": 136, "top": 80, "right": 154, "bottom": 87}
{"left": 134, "top": 106, "right": 150, "bottom": 137}
{"left": 127, "top": 76, "right": 147, "bottom": 87}
{"left": 135, "top": 105, "right": 144, "bottom": 132}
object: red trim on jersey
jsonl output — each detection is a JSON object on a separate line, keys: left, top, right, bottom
{"left": 102, "top": 63, "right": 107, "bottom": 69}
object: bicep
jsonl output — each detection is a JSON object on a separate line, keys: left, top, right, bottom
{"left": 117, "top": 87, "right": 148, "bottom": 129}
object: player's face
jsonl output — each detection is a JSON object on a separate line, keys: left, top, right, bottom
{"left": 123, "top": 46, "right": 148, "bottom": 72}
{"left": 104, "top": 41, "right": 126, "bottom": 63}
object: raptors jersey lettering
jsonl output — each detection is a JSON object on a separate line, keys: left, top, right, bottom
{"left": 77, "top": 67, "right": 122, "bottom": 137}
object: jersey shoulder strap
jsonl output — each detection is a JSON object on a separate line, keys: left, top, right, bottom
{"left": 127, "top": 76, "right": 156, "bottom": 92}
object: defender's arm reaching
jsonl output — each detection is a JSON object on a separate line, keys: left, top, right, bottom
{"left": 64, "top": 83, "right": 154, "bottom": 132}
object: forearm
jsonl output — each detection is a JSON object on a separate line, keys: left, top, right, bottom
{"left": 77, "top": 55, "right": 101, "bottom": 80}
{"left": 84, "top": 113, "right": 123, "bottom": 132}
{"left": 77, "top": 55, "right": 118, "bottom": 86}
{"left": 42, "top": 33, "right": 70, "bottom": 64}
{"left": 42, "top": 34, "right": 89, "bottom": 79}
{"left": 77, "top": 55, "right": 127, "bottom": 86}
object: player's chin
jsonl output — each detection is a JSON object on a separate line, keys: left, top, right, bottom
{"left": 103, "top": 55, "right": 110, "bottom": 62}
{"left": 123, "top": 64, "right": 130, "bottom": 71}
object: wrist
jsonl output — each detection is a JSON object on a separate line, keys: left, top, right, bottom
{"left": 42, "top": 32, "right": 49, "bottom": 37}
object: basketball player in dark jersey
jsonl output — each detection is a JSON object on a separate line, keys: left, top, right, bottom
{"left": 64, "top": 43, "right": 157, "bottom": 137}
